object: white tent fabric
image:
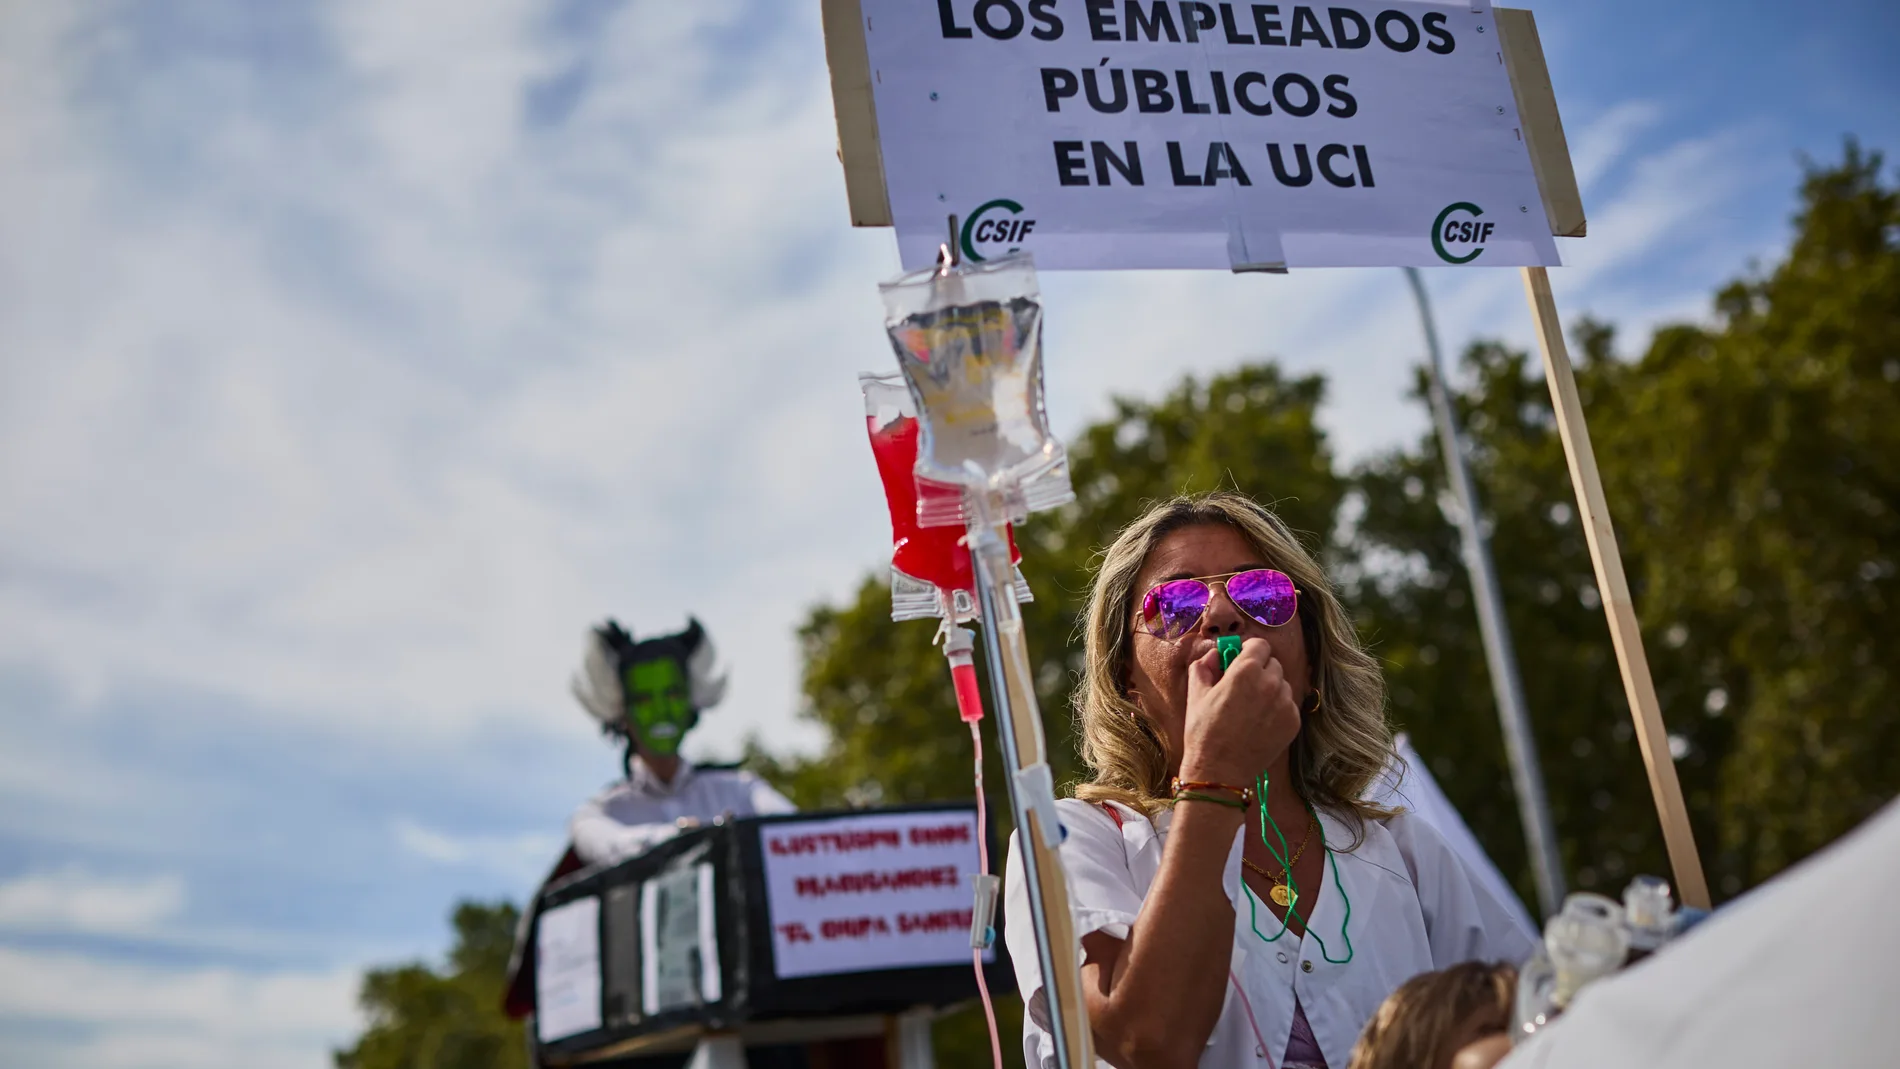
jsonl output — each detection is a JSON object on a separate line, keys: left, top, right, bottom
{"left": 1368, "top": 733, "right": 1541, "bottom": 936}
{"left": 1499, "top": 797, "right": 1900, "bottom": 1069}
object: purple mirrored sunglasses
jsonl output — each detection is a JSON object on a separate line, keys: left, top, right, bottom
{"left": 1138, "top": 569, "right": 1300, "bottom": 640}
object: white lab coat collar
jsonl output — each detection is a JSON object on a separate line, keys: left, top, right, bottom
{"left": 627, "top": 755, "right": 696, "bottom": 798}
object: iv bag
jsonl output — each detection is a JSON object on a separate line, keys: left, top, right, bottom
{"left": 862, "top": 373, "right": 1031, "bottom": 622}
{"left": 879, "top": 255, "right": 1073, "bottom": 528}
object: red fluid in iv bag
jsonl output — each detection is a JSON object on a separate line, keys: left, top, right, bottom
{"left": 868, "top": 413, "right": 1020, "bottom": 592}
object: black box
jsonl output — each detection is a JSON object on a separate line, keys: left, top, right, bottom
{"left": 529, "top": 803, "right": 1014, "bottom": 1064}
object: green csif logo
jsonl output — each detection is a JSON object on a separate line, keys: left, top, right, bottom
{"left": 1431, "top": 202, "right": 1494, "bottom": 264}
{"left": 960, "top": 198, "right": 1036, "bottom": 262}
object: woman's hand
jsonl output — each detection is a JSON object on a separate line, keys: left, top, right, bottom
{"left": 1178, "top": 637, "right": 1301, "bottom": 784}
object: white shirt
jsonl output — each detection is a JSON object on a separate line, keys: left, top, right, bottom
{"left": 1005, "top": 798, "right": 1538, "bottom": 1069}
{"left": 568, "top": 758, "right": 796, "bottom": 867}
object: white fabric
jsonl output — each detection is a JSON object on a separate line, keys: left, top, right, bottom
{"left": 1368, "top": 734, "right": 1540, "bottom": 935}
{"left": 568, "top": 759, "right": 795, "bottom": 867}
{"left": 1499, "top": 797, "right": 1900, "bottom": 1069}
{"left": 1005, "top": 798, "right": 1538, "bottom": 1069}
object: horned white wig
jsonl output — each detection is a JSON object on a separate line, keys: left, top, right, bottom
{"left": 571, "top": 617, "right": 729, "bottom": 734}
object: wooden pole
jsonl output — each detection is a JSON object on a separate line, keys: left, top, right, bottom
{"left": 1520, "top": 267, "right": 1711, "bottom": 910}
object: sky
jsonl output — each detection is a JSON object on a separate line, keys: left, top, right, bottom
{"left": 0, "top": 1, "right": 1894, "bottom": 1066}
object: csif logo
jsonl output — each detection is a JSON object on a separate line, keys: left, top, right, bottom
{"left": 1431, "top": 202, "right": 1495, "bottom": 264}
{"left": 959, "top": 199, "right": 1037, "bottom": 262}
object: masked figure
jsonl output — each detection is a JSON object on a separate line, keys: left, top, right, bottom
{"left": 567, "top": 617, "right": 794, "bottom": 867}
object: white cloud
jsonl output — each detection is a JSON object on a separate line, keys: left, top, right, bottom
{"left": 0, "top": 947, "right": 357, "bottom": 1069}
{"left": 0, "top": 0, "right": 867, "bottom": 753}
{"left": 1568, "top": 100, "right": 1663, "bottom": 194}
{"left": 0, "top": 869, "right": 184, "bottom": 937}
{"left": 392, "top": 818, "right": 563, "bottom": 878}
{"left": 1562, "top": 127, "right": 1755, "bottom": 290}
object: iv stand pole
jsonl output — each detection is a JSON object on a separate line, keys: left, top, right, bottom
{"left": 930, "top": 216, "right": 1093, "bottom": 1069}
{"left": 969, "top": 516, "right": 1093, "bottom": 1069}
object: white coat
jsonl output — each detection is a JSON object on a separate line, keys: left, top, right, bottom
{"left": 569, "top": 758, "right": 795, "bottom": 867}
{"left": 1004, "top": 797, "right": 1538, "bottom": 1069}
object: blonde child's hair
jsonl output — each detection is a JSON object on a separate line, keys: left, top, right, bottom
{"left": 1347, "top": 960, "right": 1518, "bottom": 1069}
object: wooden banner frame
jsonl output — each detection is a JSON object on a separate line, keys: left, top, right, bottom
{"left": 819, "top": 8, "right": 1712, "bottom": 1047}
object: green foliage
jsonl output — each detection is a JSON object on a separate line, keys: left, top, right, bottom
{"left": 1343, "top": 142, "right": 1900, "bottom": 901}
{"left": 1343, "top": 330, "right": 1659, "bottom": 903}
{"left": 334, "top": 901, "right": 528, "bottom": 1069}
{"left": 1606, "top": 141, "right": 1900, "bottom": 888}
{"left": 1322, "top": 142, "right": 1900, "bottom": 903}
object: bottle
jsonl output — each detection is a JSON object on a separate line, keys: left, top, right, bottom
{"left": 1547, "top": 892, "right": 1630, "bottom": 1005}
{"left": 1511, "top": 949, "right": 1557, "bottom": 1043}
{"left": 1513, "top": 892, "right": 1631, "bottom": 1043}
{"left": 1621, "top": 875, "right": 1674, "bottom": 964}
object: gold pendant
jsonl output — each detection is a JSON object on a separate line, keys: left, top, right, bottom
{"left": 1271, "top": 883, "right": 1295, "bottom": 908}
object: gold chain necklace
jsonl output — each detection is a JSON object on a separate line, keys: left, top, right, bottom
{"left": 1243, "top": 813, "right": 1318, "bottom": 908}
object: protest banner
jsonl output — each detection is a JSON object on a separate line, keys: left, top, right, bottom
{"left": 760, "top": 810, "right": 989, "bottom": 979}
{"left": 839, "top": 0, "right": 1569, "bottom": 269}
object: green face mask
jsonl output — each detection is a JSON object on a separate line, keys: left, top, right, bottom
{"left": 624, "top": 657, "right": 695, "bottom": 756}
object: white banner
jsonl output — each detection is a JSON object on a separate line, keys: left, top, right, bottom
{"left": 761, "top": 810, "right": 988, "bottom": 979}
{"left": 861, "top": 0, "right": 1559, "bottom": 269}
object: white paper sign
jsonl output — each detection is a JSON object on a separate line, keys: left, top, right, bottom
{"left": 761, "top": 810, "right": 987, "bottom": 979}
{"left": 861, "top": 0, "right": 1559, "bottom": 269}
{"left": 534, "top": 897, "right": 602, "bottom": 1042}
{"left": 639, "top": 862, "right": 722, "bottom": 1015}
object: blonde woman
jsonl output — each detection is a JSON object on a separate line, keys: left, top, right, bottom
{"left": 1004, "top": 493, "right": 1536, "bottom": 1069}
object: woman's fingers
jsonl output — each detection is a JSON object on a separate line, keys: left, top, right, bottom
{"left": 1185, "top": 645, "right": 1222, "bottom": 703}
{"left": 1182, "top": 638, "right": 1298, "bottom": 779}
{"left": 1229, "top": 635, "right": 1276, "bottom": 673}
{"left": 1225, "top": 637, "right": 1285, "bottom": 696}
{"left": 1212, "top": 638, "right": 1298, "bottom": 740}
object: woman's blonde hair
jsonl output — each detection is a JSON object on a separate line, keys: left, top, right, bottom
{"left": 1072, "top": 492, "right": 1394, "bottom": 838}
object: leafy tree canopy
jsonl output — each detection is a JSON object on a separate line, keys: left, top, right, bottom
{"left": 334, "top": 901, "right": 528, "bottom": 1069}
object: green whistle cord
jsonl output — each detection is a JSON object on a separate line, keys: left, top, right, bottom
{"left": 1214, "top": 635, "right": 1353, "bottom": 963}
{"left": 1243, "top": 770, "right": 1355, "bottom": 965}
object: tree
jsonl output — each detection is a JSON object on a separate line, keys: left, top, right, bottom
{"left": 1603, "top": 141, "right": 1900, "bottom": 888}
{"left": 1343, "top": 330, "right": 1658, "bottom": 904}
{"left": 334, "top": 901, "right": 529, "bottom": 1069}
{"left": 1346, "top": 142, "right": 1900, "bottom": 901}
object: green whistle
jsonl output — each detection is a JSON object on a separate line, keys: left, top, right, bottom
{"left": 1218, "top": 635, "right": 1243, "bottom": 671}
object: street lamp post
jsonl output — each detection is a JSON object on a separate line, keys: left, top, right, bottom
{"left": 1404, "top": 267, "right": 1566, "bottom": 918}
